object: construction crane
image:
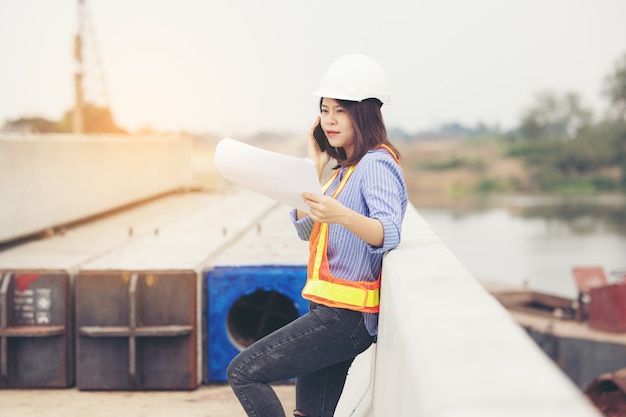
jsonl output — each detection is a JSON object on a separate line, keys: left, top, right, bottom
{"left": 73, "top": 0, "right": 111, "bottom": 133}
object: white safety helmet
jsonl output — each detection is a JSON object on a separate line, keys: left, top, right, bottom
{"left": 312, "top": 54, "right": 391, "bottom": 105}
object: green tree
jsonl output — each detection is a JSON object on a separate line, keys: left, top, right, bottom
{"left": 603, "top": 52, "right": 626, "bottom": 124}
{"left": 519, "top": 91, "right": 594, "bottom": 140}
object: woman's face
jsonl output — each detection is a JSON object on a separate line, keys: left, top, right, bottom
{"left": 320, "top": 98, "right": 355, "bottom": 158}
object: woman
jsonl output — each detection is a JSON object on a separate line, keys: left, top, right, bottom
{"left": 227, "top": 54, "right": 408, "bottom": 417}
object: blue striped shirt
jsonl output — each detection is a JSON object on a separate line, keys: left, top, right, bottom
{"left": 290, "top": 147, "right": 408, "bottom": 335}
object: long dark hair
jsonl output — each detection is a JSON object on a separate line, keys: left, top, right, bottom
{"left": 320, "top": 98, "right": 400, "bottom": 166}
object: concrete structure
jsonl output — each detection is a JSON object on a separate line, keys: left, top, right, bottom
{"left": 77, "top": 190, "right": 274, "bottom": 272}
{"left": 0, "top": 188, "right": 278, "bottom": 389}
{"left": 357, "top": 205, "right": 602, "bottom": 416}
{"left": 75, "top": 189, "right": 277, "bottom": 387}
{"left": 0, "top": 134, "right": 193, "bottom": 244}
{"left": 0, "top": 192, "right": 222, "bottom": 271}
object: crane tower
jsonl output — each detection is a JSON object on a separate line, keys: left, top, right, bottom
{"left": 73, "top": 0, "right": 111, "bottom": 133}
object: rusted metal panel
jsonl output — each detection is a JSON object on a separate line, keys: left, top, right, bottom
{"left": 585, "top": 368, "right": 626, "bottom": 415}
{"left": 75, "top": 270, "right": 198, "bottom": 390}
{"left": 0, "top": 270, "right": 72, "bottom": 388}
{"left": 589, "top": 284, "right": 626, "bottom": 333}
{"left": 573, "top": 266, "right": 608, "bottom": 294}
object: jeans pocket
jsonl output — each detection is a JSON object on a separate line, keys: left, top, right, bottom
{"left": 350, "top": 316, "right": 374, "bottom": 353}
{"left": 309, "top": 303, "right": 343, "bottom": 327}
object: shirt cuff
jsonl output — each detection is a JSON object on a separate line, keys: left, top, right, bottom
{"left": 369, "top": 217, "right": 401, "bottom": 253}
{"left": 290, "top": 208, "right": 314, "bottom": 241}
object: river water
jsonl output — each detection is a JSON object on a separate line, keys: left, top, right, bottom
{"left": 414, "top": 194, "right": 626, "bottom": 299}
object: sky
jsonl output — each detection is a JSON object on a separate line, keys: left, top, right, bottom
{"left": 1, "top": 0, "right": 626, "bottom": 137}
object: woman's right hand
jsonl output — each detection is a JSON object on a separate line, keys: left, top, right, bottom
{"left": 308, "top": 116, "right": 331, "bottom": 179}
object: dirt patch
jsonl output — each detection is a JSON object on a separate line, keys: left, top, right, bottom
{"left": 0, "top": 384, "right": 295, "bottom": 417}
{"left": 396, "top": 139, "right": 530, "bottom": 205}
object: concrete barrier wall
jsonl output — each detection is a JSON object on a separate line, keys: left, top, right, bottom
{"left": 362, "top": 205, "right": 602, "bottom": 416}
{"left": 0, "top": 134, "right": 193, "bottom": 244}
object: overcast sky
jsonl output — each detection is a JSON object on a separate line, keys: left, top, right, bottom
{"left": 1, "top": 0, "right": 625, "bottom": 137}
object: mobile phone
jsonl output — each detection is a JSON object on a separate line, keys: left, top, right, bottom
{"left": 313, "top": 123, "right": 329, "bottom": 152}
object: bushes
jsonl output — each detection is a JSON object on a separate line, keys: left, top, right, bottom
{"left": 417, "top": 157, "right": 486, "bottom": 171}
{"left": 506, "top": 123, "right": 626, "bottom": 193}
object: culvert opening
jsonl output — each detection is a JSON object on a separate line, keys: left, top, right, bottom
{"left": 227, "top": 289, "right": 299, "bottom": 349}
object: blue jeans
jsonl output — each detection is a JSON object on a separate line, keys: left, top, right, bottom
{"left": 227, "top": 302, "right": 375, "bottom": 417}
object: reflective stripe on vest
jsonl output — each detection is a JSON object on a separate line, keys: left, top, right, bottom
{"left": 302, "top": 145, "right": 400, "bottom": 313}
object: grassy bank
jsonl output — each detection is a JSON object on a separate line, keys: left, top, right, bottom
{"left": 397, "top": 134, "right": 626, "bottom": 207}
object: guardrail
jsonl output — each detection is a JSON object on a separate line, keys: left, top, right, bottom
{"left": 337, "top": 205, "right": 602, "bottom": 416}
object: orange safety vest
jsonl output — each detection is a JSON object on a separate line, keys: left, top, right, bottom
{"left": 302, "top": 145, "right": 400, "bottom": 313}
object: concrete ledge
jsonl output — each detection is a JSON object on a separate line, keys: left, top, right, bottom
{"left": 367, "top": 205, "right": 602, "bottom": 416}
{"left": 0, "top": 134, "right": 193, "bottom": 244}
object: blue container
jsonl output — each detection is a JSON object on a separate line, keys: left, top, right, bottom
{"left": 206, "top": 265, "right": 308, "bottom": 382}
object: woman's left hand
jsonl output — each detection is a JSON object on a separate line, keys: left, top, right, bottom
{"left": 301, "top": 192, "right": 349, "bottom": 225}
{"left": 301, "top": 192, "right": 385, "bottom": 247}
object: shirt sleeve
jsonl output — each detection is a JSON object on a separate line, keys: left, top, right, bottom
{"left": 290, "top": 208, "right": 315, "bottom": 241}
{"left": 360, "top": 153, "right": 407, "bottom": 254}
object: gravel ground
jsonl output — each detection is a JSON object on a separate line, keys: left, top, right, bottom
{"left": 0, "top": 383, "right": 295, "bottom": 417}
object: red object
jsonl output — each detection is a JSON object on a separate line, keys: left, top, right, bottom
{"left": 573, "top": 266, "right": 607, "bottom": 294}
{"left": 15, "top": 273, "right": 41, "bottom": 292}
{"left": 589, "top": 283, "right": 626, "bottom": 333}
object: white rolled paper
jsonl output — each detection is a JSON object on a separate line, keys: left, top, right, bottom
{"left": 214, "top": 138, "right": 322, "bottom": 213}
